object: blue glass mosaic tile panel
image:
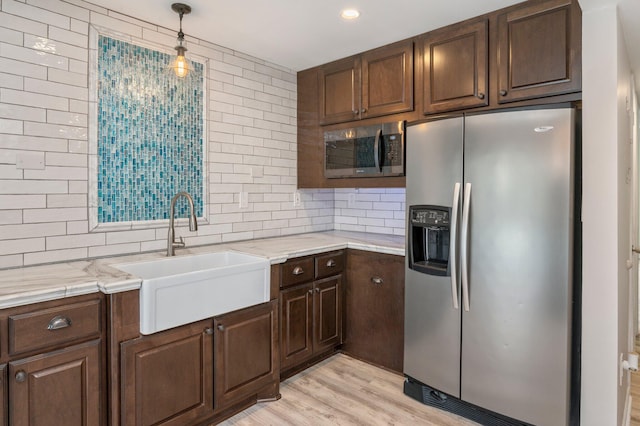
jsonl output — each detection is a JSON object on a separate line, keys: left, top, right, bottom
{"left": 97, "top": 36, "right": 204, "bottom": 223}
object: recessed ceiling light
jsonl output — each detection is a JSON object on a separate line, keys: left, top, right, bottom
{"left": 341, "top": 9, "right": 360, "bottom": 20}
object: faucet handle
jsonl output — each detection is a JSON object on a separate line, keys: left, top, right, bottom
{"left": 173, "top": 236, "right": 186, "bottom": 249}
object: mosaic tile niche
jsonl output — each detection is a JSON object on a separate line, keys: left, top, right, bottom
{"left": 97, "top": 35, "right": 204, "bottom": 224}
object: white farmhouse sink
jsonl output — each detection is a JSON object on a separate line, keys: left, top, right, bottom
{"left": 113, "top": 251, "right": 270, "bottom": 335}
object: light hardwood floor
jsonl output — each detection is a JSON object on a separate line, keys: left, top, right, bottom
{"left": 219, "top": 354, "right": 478, "bottom": 425}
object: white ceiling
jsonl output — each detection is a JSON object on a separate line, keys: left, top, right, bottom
{"left": 85, "top": 0, "right": 640, "bottom": 76}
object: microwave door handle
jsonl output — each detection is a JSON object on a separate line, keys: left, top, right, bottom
{"left": 374, "top": 129, "right": 382, "bottom": 172}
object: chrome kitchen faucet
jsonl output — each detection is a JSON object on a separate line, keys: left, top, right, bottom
{"left": 167, "top": 191, "right": 198, "bottom": 256}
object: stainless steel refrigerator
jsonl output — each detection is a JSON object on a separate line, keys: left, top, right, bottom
{"left": 403, "top": 107, "right": 576, "bottom": 426}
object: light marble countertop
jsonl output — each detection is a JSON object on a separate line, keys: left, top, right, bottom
{"left": 0, "top": 231, "right": 405, "bottom": 310}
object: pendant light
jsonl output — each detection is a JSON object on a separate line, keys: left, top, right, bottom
{"left": 169, "top": 3, "right": 192, "bottom": 78}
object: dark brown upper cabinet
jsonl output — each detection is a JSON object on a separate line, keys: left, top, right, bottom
{"left": 496, "top": 0, "right": 581, "bottom": 103}
{"left": 422, "top": 19, "right": 488, "bottom": 114}
{"left": 319, "top": 40, "right": 413, "bottom": 125}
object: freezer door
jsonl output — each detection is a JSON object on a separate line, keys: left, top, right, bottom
{"left": 404, "top": 117, "right": 463, "bottom": 397}
{"left": 460, "top": 108, "right": 573, "bottom": 425}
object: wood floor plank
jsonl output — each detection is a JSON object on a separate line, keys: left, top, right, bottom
{"left": 219, "top": 354, "right": 477, "bottom": 425}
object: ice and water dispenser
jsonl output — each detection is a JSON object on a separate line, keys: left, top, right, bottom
{"left": 408, "top": 205, "right": 451, "bottom": 276}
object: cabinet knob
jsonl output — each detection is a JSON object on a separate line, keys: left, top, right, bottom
{"left": 360, "top": 108, "right": 367, "bottom": 113}
{"left": 308, "top": 289, "right": 313, "bottom": 294}
{"left": 371, "top": 276, "right": 383, "bottom": 285}
{"left": 217, "top": 324, "right": 225, "bottom": 332}
{"left": 477, "top": 92, "right": 485, "bottom": 100}
{"left": 204, "top": 327, "right": 214, "bottom": 335}
{"left": 47, "top": 315, "right": 72, "bottom": 331}
{"left": 326, "top": 259, "right": 336, "bottom": 267}
{"left": 292, "top": 266, "right": 304, "bottom": 276}
{"left": 315, "top": 287, "right": 320, "bottom": 293}
{"left": 499, "top": 90, "right": 508, "bottom": 96}
{"left": 353, "top": 109, "right": 359, "bottom": 115}
{"left": 15, "top": 370, "right": 26, "bottom": 383}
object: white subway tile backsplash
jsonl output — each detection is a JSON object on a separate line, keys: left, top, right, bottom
{"left": 0, "top": 103, "right": 45, "bottom": 121}
{"left": 46, "top": 194, "right": 86, "bottom": 208}
{"left": 0, "top": 11, "right": 47, "bottom": 37}
{"left": 0, "top": 42, "right": 68, "bottom": 70}
{"left": 2, "top": 88, "right": 69, "bottom": 111}
{"left": 0, "top": 194, "right": 45, "bottom": 209}
{"left": 0, "top": 27, "right": 22, "bottom": 46}
{"left": 0, "top": 210, "right": 22, "bottom": 225}
{"left": 0, "top": 222, "right": 66, "bottom": 239}
{"left": 0, "top": 118, "right": 23, "bottom": 134}
{"left": 0, "top": 254, "right": 23, "bottom": 269}
{"left": 3, "top": 0, "right": 70, "bottom": 29}
{"left": 66, "top": 220, "right": 88, "bottom": 234}
{"left": 23, "top": 166, "right": 87, "bottom": 180}
{"left": 46, "top": 232, "right": 104, "bottom": 250}
{"left": 0, "top": 179, "right": 67, "bottom": 194}
{"left": 24, "top": 247, "right": 87, "bottom": 265}
{"left": 0, "top": 57, "right": 47, "bottom": 80}
{"left": 48, "top": 68, "right": 88, "bottom": 87}
{"left": 0, "top": 237, "right": 44, "bottom": 255}
{"left": 24, "top": 78, "right": 88, "bottom": 101}
{"left": 23, "top": 207, "right": 86, "bottom": 223}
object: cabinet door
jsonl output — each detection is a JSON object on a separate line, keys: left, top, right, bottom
{"left": 120, "top": 320, "right": 213, "bottom": 426}
{"left": 280, "top": 283, "right": 313, "bottom": 369}
{"left": 213, "top": 300, "right": 278, "bottom": 409}
{"left": 422, "top": 19, "right": 488, "bottom": 114}
{"left": 361, "top": 40, "right": 414, "bottom": 119}
{"left": 313, "top": 276, "right": 343, "bottom": 353}
{"left": 9, "top": 340, "right": 101, "bottom": 426}
{"left": 345, "top": 250, "right": 405, "bottom": 372}
{"left": 319, "top": 57, "right": 360, "bottom": 125}
{"left": 496, "top": 0, "right": 581, "bottom": 103}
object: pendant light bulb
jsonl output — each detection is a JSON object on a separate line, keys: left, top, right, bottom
{"left": 170, "top": 3, "right": 192, "bottom": 78}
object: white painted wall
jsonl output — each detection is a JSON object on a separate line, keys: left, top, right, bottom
{"left": 581, "top": 2, "right": 633, "bottom": 424}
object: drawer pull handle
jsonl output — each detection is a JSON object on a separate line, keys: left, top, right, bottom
{"left": 326, "top": 259, "right": 336, "bottom": 267}
{"left": 371, "top": 277, "right": 383, "bottom": 285}
{"left": 292, "top": 266, "right": 304, "bottom": 275}
{"left": 15, "top": 371, "right": 26, "bottom": 383}
{"left": 47, "top": 315, "right": 72, "bottom": 331}
{"left": 217, "top": 324, "right": 225, "bottom": 332}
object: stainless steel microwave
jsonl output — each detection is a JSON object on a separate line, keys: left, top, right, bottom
{"left": 324, "top": 121, "right": 405, "bottom": 178}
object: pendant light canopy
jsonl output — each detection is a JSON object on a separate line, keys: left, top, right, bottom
{"left": 170, "top": 3, "right": 192, "bottom": 78}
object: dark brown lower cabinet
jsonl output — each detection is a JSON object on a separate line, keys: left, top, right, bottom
{"left": 120, "top": 320, "right": 214, "bottom": 426}
{"left": 119, "top": 301, "right": 279, "bottom": 426}
{"left": 9, "top": 339, "right": 102, "bottom": 426}
{"left": 280, "top": 283, "right": 313, "bottom": 369}
{"left": 280, "top": 275, "right": 342, "bottom": 372}
{"left": 213, "top": 300, "right": 278, "bottom": 410}
{"left": 345, "top": 250, "right": 405, "bottom": 373}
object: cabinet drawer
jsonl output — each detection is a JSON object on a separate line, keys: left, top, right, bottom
{"left": 281, "top": 257, "right": 314, "bottom": 288}
{"left": 315, "top": 251, "right": 344, "bottom": 279}
{"left": 9, "top": 299, "right": 101, "bottom": 355}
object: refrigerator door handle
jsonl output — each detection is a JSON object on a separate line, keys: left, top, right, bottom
{"left": 461, "top": 182, "right": 472, "bottom": 311}
{"left": 449, "top": 182, "right": 461, "bottom": 309}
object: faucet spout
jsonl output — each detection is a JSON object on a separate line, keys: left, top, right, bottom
{"left": 167, "top": 192, "right": 198, "bottom": 256}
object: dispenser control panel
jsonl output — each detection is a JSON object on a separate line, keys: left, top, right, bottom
{"left": 411, "top": 209, "right": 449, "bottom": 227}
